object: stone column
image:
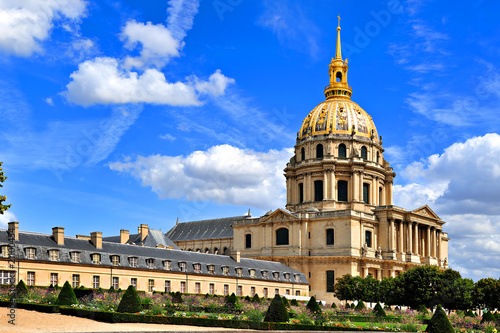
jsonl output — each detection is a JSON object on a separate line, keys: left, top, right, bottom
{"left": 389, "top": 218, "right": 394, "bottom": 251}
{"left": 408, "top": 221, "right": 413, "bottom": 254}
{"left": 372, "top": 178, "right": 378, "bottom": 205}
{"left": 323, "top": 172, "right": 328, "bottom": 200}
{"left": 286, "top": 177, "right": 291, "bottom": 204}
{"left": 413, "top": 223, "right": 419, "bottom": 255}
{"left": 426, "top": 226, "right": 431, "bottom": 257}
{"left": 437, "top": 230, "right": 442, "bottom": 261}
{"left": 399, "top": 221, "right": 404, "bottom": 253}
{"left": 359, "top": 173, "right": 364, "bottom": 202}
{"left": 331, "top": 170, "right": 336, "bottom": 200}
{"left": 377, "top": 269, "right": 383, "bottom": 280}
{"left": 306, "top": 173, "right": 311, "bottom": 201}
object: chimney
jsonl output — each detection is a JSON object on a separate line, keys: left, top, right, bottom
{"left": 138, "top": 224, "right": 148, "bottom": 241}
{"left": 52, "top": 227, "right": 64, "bottom": 245}
{"left": 90, "top": 232, "right": 102, "bottom": 249}
{"left": 231, "top": 250, "right": 241, "bottom": 263}
{"left": 120, "top": 229, "right": 129, "bottom": 244}
{"left": 7, "top": 221, "right": 19, "bottom": 241}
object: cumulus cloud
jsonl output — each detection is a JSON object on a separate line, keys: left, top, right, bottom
{"left": 121, "top": 20, "right": 181, "bottom": 69}
{"left": 0, "top": 0, "right": 87, "bottom": 56}
{"left": 165, "top": 0, "right": 200, "bottom": 42}
{"left": 0, "top": 211, "right": 16, "bottom": 228}
{"left": 109, "top": 145, "right": 294, "bottom": 210}
{"left": 63, "top": 57, "right": 234, "bottom": 106}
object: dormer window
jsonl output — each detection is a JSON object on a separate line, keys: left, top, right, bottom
{"left": 194, "top": 263, "right": 201, "bottom": 273}
{"left": 1, "top": 245, "right": 9, "bottom": 258}
{"left": 111, "top": 255, "right": 120, "bottom": 266}
{"left": 295, "top": 274, "right": 301, "bottom": 283}
{"left": 164, "top": 260, "right": 171, "bottom": 270}
{"left": 208, "top": 265, "right": 215, "bottom": 274}
{"left": 49, "top": 250, "right": 59, "bottom": 261}
{"left": 222, "top": 266, "right": 229, "bottom": 276}
{"left": 236, "top": 268, "right": 242, "bottom": 277}
{"left": 91, "top": 253, "right": 101, "bottom": 264}
{"left": 179, "top": 262, "right": 186, "bottom": 272}
{"left": 70, "top": 252, "right": 80, "bottom": 263}
{"left": 26, "top": 247, "right": 36, "bottom": 259}
{"left": 146, "top": 258, "right": 155, "bottom": 269}
{"left": 284, "top": 273, "right": 291, "bottom": 282}
{"left": 273, "top": 272, "right": 280, "bottom": 281}
{"left": 129, "top": 257, "right": 138, "bottom": 268}
{"left": 262, "top": 270, "right": 268, "bottom": 279}
{"left": 249, "top": 269, "right": 256, "bottom": 278}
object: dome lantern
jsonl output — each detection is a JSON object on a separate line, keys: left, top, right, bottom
{"left": 325, "top": 16, "right": 352, "bottom": 101}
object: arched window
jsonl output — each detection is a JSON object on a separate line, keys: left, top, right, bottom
{"left": 316, "top": 144, "right": 324, "bottom": 158}
{"left": 205, "top": 248, "right": 210, "bottom": 254}
{"left": 338, "top": 144, "right": 346, "bottom": 158}
{"left": 276, "top": 228, "right": 289, "bottom": 245}
{"left": 314, "top": 180, "right": 323, "bottom": 201}
{"left": 336, "top": 72, "right": 342, "bottom": 82}
{"left": 298, "top": 183, "right": 304, "bottom": 203}
{"left": 245, "top": 234, "right": 252, "bottom": 249}
{"left": 326, "top": 229, "right": 334, "bottom": 245}
{"left": 363, "top": 183, "right": 370, "bottom": 204}
{"left": 301, "top": 147, "right": 305, "bottom": 161}
{"left": 379, "top": 187, "right": 383, "bottom": 205}
{"left": 338, "top": 180, "right": 348, "bottom": 202}
{"left": 223, "top": 247, "right": 228, "bottom": 254}
{"left": 213, "top": 247, "right": 219, "bottom": 255}
{"left": 361, "top": 146, "right": 368, "bottom": 160}
{"left": 376, "top": 152, "right": 380, "bottom": 164}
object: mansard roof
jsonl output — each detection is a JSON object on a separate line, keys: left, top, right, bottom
{"left": 0, "top": 228, "right": 308, "bottom": 284}
{"left": 166, "top": 216, "right": 248, "bottom": 241}
{"left": 103, "top": 228, "right": 179, "bottom": 249}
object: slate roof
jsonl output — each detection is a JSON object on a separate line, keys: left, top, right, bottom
{"left": 166, "top": 216, "right": 248, "bottom": 241}
{"left": 103, "top": 229, "right": 179, "bottom": 249}
{"left": 0, "top": 229, "right": 308, "bottom": 284}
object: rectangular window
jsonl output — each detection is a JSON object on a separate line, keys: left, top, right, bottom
{"left": 286, "top": 289, "right": 290, "bottom": 295}
{"left": 365, "top": 230, "right": 372, "bottom": 248}
{"left": 1, "top": 245, "right": 8, "bottom": 257}
{"left": 165, "top": 280, "right": 171, "bottom": 293}
{"left": 251, "top": 286, "right": 255, "bottom": 297}
{"left": 363, "top": 183, "right": 370, "bottom": 204}
{"left": 224, "top": 284, "right": 228, "bottom": 296}
{"left": 263, "top": 288, "right": 268, "bottom": 298}
{"left": 27, "top": 271, "right": 35, "bottom": 286}
{"left": 148, "top": 279, "right": 154, "bottom": 292}
{"left": 275, "top": 288, "right": 279, "bottom": 295}
{"left": 180, "top": 281, "right": 186, "bottom": 293}
{"left": 379, "top": 187, "right": 383, "bottom": 205}
{"left": 314, "top": 180, "right": 323, "bottom": 201}
{"left": 131, "top": 278, "right": 137, "bottom": 289}
{"left": 72, "top": 274, "right": 80, "bottom": 288}
{"left": 49, "top": 250, "right": 59, "bottom": 261}
{"left": 208, "top": 265, "right": 215, "bottom": 274}
{"left": 146, "top": 258, "right": 155, "bottom": 269}
{"left": 93, "top": 276, "right": 100, "bottom": 289}
{"left": 338, "top": 180, "right": 348, "bottom": 202}
{"left": 92, "top": 254, "right": 101, "bottom": 264}
{"left": 245, "top": 234, "right": 252, "bottom": 249}
{"left": 295, "top": 290, "right": 300, "bottom": 296}
{"left": 262, "top": 271, "right": 268, "bottom": 279}
{"left": 237, "top": 285, "right": 242, "bottom": 296}
{"left": 111, "top": 255, "right": 120, "bottom": 266}
{"left": 70, "top": 252, "right": 80, "bottom": 263}
{"left": 249, "top": 269, "right": 256, "bottom": 278}
{"left": 194, "top": 263, "right": 201, "bottom": 273}
{"left": 195, "top": 282, "right": 201, "bottom": 294}
{"left": 179, "top": 262, "right": 186, "bottom": 272}
{"left": 236, "top": 268, "right": 242, "bottom": 277}
{"left": 326, "top": 270, "right": 335, "bottom": 292}
{"left": 298, "top": 183, "right": 304, "bottom": 203}
{"left": 112, "top": 277, "right": 119, "bottom": 290}
{"left": 326, "top": 229, "right": 334, "bottom": 245}
{"left": 209, "top": 283, "right": 214, "bottom": 294}
{"left": 164, "top": 260, "right": 171, "bottom": 270}
{"left": 0, "top": 271, "right": 15, "bottom": 285}
{"left": 50, "top": 273, "right": 58, "bottom": 286}
{"left": 26, "top": 248, "right": 35, "bottom": 259}
{"left": 222, "top": 266, "right": 229, "bottom": 276}
{"left": 129, "top": 257, "right": 138, "bottom": 267}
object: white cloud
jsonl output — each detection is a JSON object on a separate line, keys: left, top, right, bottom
{"left": 44, "top": 97, "right": 54, "bottom": 106}
{"left": 109, "top": 145, "right": 294, "bottom": 210}
{"left": 63, "top": 57, "right": 234, "bottom": 107}
{"left": 0, "top": 0, "right": 87, "bottom": 57}
{"left": 66, "top": 37, "right": 96, "bottom": 62}
{"left": 165, "top": 0, "right": 200, "bottom": 42}
{"left": 159, "top": 133, "right": 176, "bottom": 141}
{"left": 121, "top": 20, "right": 181, "bottom": 69}
{"left": 257, "top": 0, "right": 320, "bottom": 57}
{"left": 0, "top": 211, "right": 16, "bottom": 228}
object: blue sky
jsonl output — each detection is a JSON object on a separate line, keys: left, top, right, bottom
{"left": 1, "top": 0, "right": 500, "bottom": 281}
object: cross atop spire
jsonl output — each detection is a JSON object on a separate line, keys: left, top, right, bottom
{"left": 335, "top": 15, "right": 342, "bottom": 60}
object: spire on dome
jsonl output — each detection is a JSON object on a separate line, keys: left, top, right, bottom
{"left": 335, "top": 16, "right": 342, "bottom": 60}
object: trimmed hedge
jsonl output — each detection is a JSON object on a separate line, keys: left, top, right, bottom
{"left": 306, "top": 296, "right": 321, "bottom": 313}
{"left": 117, "top": 285, "right": 141, "bottom": 313}
{"left": 264, "top": 294, "right": 289, "bottom": 322}
{"left": 0, "top": 301, "right": 59, "bottom": 313}
{"left": 426, "top": 304, "right": 453, "bottom": 333}
{"left": 57, "top": 281, "right": 78, "bottom": 305}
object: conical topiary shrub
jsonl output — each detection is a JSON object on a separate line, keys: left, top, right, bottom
{"left": 373, "top": 302, "right": 386, "bottom": 317}
{"left": 252, "top": 293, "right": 261, "bottom": 303}
{"left": 264, "top": 294, "right": 289, "bottom": 322}
{"left": 15, "top": 280, "right": 28, "bottom": 296}
{"left": 245, "top": 295, "right": 251, "bottom": 302}
{"left": 351, "top": 302, "right": 356, "bottom": 309}
{"left": 57, "top": 281, "right": 78, "bottom": 305}
{"left": 426, "top": 304, "right": 453, "bottom": 333}
{"left": 481, "top": 311, "right": 496, "bottom": 324}
{"left": 291, "top": 299, "right": 299, "bottom": 306}
{"left": 355, "top": 300, "right": 366, "bottom": 311}
{"left": 282, "top": 296, "right": 290, "bottom": 307}
{"left": 225, "top": 293, "right": 239, "bottom": 307}
{"left": 331, "top": 302, "right": 337, "bottom": 309}
{"left": 117, "top": 285, "right": 141, "bottom": 313}
{"left": 418, "top": 304, "right": 429, "bottom": 315}
{"left": 306, "top": 296, "right": 321, "bottom": 313}
{"left": 171, "top": 291, "right": 183, "bottom": 303}
{"left": 465, "top": 309, "right": 476, "bottom": 317}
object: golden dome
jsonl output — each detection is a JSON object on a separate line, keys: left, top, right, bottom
{"left": 298, "top": 98, "right": 379, "bottom": 142}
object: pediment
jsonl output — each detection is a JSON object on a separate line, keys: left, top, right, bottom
{"left": 260, "top": 209, "right": 298, "bottom": 223}
{"left": 411, "top": 205, "right": 440, "bottom": 219}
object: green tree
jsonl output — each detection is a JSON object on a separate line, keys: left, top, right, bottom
{"left": 334, "top": 274, "right": 354, "bottom": 303}
{"left": 0, "top": 162, "right": 11, "bottom": 214}
{"left": 264, "top": 294, "right": 289, "bottom": 322}
{"left": 399, "top": 265, "right": 441, "bottom": 309}
{"left": 379, "top": 277, "right": 403, "bottom": 306}
{"left": 117, "top": 285, "right": 141, "bottom": 313}
{"left": 15, "top": 280, "right": 28, "bottom": 296}
{"left": 473, "top": 278, "right": 499, "bottom": 311}
{"left": 57, "top": 281, "right": 78, "bottom": 305}
{"left": 350, "top": 276, "right": 366, "bottom": 302}
{"left": 363, "top": 275, "right": 381, "bottom": 303}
